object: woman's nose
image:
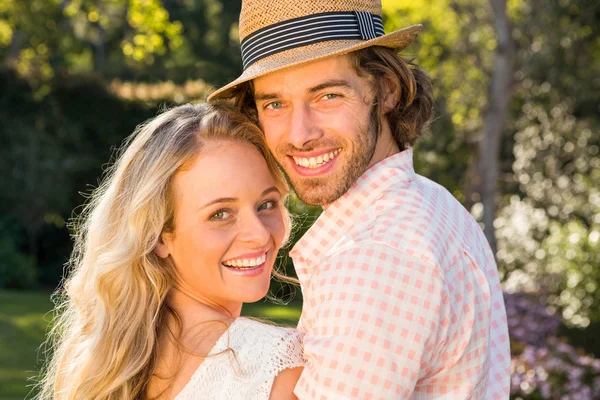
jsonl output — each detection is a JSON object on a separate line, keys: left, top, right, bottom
{"left": 237, "top": 211, "right": 270, "bottom": 246}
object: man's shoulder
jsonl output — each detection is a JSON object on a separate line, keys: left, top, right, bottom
{"left": 345, "top": 174, "right": 487, "bottom": 271}
{"left": 312, "top": 239, "right": 445, "bottom": 300}
{"left": 374, "top": 172, "right": 467, "bottom": 217}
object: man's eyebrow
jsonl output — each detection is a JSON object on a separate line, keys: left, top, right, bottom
{"left": 198, "top": 186, "right": 280, "bottom": 210}
{"left": 308, "top": 79, "right": 353, "bottom": 93}
{"left": 254, "top": 92, "right": 279, "bottom": 102}
{"left": 254, "top": 80, "right": 353, "bottom": 101}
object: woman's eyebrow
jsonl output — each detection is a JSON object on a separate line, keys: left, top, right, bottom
{"left": 198, "top": 186, "right": 279, "bottom": 210}
{"left": 199, "top": 197, "right": 237, "bottom": 210}
{"left": 261, "top": 186, "right": 280, "bottom": 197}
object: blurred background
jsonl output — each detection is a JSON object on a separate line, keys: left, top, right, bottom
{"left": 0, "top": 0, "right": 598, "bottom": 399}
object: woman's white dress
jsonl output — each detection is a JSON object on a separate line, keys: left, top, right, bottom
{"left": 174, "top": 317, "right": 304, "bottom": 400}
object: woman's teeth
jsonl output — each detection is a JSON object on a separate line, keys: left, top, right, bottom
{"left": 292, "top": 149, "right": 340, "bottom": 169}
{"left": 223, "top": 254, "right": 267, "bottom": 269}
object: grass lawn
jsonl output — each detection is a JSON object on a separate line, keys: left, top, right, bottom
{"left": 0, "top": 290, "right": 54, "bottom": 400}
{"left": 0, "top": 289, "right": 301, "bottom": 400}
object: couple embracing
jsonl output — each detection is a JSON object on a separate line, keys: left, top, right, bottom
{"left": 39, "top": 0, "right": 510, "bottom": 399}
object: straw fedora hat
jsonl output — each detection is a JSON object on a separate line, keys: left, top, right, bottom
{"left": 208, "top": 0, "right": 423, "bottom": 100}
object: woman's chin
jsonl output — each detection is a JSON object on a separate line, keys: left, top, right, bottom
{"left": 236, "top": 283, "right": 271, "bottom": 304}
{"left": 244, "top": 287, "right": 271, "bottom": 303}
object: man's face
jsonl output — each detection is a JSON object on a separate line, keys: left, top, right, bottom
{"left": 253, "top": 55, "right": 379, "bottom": 206}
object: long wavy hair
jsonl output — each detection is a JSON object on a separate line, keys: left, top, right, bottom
{"left": 36, "top": 103, "right": 290, "bottom": 400}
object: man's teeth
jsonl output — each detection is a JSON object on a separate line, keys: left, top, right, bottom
{"left": 223, "top": 254, "right": 267, "bottom": 268}
{"left": 292, "top": 149, "right": 340, "bottom": 169}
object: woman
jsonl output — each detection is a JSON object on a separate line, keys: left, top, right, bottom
{"left": 37, "top": 103, "right": 304, "bottom": 399}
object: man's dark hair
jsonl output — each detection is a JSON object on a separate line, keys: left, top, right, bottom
{"left": 349, "top": 46, "right": 433, "bottom": 150}
{"left": 231, "top": 46, "right": 434, "bottom": 151}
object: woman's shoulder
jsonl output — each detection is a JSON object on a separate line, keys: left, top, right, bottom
{"left": 175, "top": 318, "right": 303, "bottom": 399}
{"left": 230, "top": 317, "right": 301, "bottom": 341}
{"left": 227, "top": 317, "right": 304, "bottom": 374}
{"left": 228, "top": 317, "right": 303, "bottom": 354}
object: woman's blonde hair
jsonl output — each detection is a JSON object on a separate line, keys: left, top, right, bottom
{"left": 36, "top": 103, "right": 291, "bottom": 400}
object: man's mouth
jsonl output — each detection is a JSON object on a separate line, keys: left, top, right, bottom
{"left": 291, "top": 148, "right": 341, "bottom": 169}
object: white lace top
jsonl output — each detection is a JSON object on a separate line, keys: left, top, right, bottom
{"left": 174, "top": 317, "right": 304, "bottom": 400}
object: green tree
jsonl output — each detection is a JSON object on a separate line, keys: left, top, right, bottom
{"left": 0, "top": 69, "right": 154, "bottom": 286}
{"left": 0, "top": 0, "right": 203, "bottom": 92}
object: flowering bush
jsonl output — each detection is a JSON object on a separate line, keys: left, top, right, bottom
{"left": 505, "top": 291, "right": 561, "bottom": 346}
{"left": 505, "top": 292, "right": 600, "bottom": 399}
{"left": 510, "top": 338, "right": 600, "bottom": 399}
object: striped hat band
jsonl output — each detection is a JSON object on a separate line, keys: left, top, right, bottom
{"left": 240, "top": 11, "right": 384, "bottom": 70}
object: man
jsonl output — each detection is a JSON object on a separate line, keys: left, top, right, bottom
{"left": 209, "top": 0, "right": 511, "bottom": 398}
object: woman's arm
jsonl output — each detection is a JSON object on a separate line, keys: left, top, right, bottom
{"left": 269, "top": 366, "right": 304, "bottom": 400}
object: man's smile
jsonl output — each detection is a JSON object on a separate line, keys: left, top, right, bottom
{"left": 290, "top": 148, "right": 341, "bottom": 169}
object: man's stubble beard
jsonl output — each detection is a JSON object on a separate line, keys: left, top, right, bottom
{"left": 277, "top": 106, "right": 379, "bottom": 206}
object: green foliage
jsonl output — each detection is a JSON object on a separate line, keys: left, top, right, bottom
{"left": 108, "top": 78, "right": 213, "bottom": 103}
{"left": 124, "top": 0, "right": 184, "bottom": 62}
{"left": 0, "top": 0, "right": 243, "bottom": 92}
{"left": 384, "top": 0, "right": 494, "bottom": 137}
{"left": 383, "top": 0, "right": 499, "bottom": 203}
{"left": 495, "top": 0, "right": 600, "bottom": 327}
{"left": 0, "top": 68, "right": 155, "bottom": 286}
{"left": 0, "top": 221, "right": 37, "bottom": 289}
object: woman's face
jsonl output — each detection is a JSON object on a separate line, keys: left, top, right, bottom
{"left": 160, "top": 140, "right": 286, "bottom": 315}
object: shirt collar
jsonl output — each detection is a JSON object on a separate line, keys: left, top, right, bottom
{"left": 290, "top": 149, "right": 416, "bottom": 274}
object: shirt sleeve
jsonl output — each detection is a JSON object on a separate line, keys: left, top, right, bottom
{"left": 414, "top": 249, "right": 492, "bottom": 399}
{"left": 267, "top": 327, "right": 306, "bottom": 377}
{"left": 294, "top": 242, "right": 492, "bottom": 400}
{"left": 244, "top": 324, "right": 306, "bottom": 399}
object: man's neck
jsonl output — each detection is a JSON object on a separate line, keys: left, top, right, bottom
{"left": 367, "top": 126, "right": 400, "bottom": 170}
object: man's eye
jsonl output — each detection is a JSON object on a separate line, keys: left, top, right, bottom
{"left": 322, "top": 93, "right": 339, "bottom": 100}
{"left": 258, "top": 200, "right": 277, "bottom": 211}
{"left": 265, "top": 101, "right": 283, "bottom": 110}
{"left": 211, "top": 210, "right": 231, "bottom": 220}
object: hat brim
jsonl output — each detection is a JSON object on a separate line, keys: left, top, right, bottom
{"left": 208, "top": 24, "right": 423, "bottom": 101}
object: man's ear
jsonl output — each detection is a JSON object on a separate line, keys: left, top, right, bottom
{"left": 381, "top": 75, "right": 400, "bottom": 112}
{"left": 154, "top": 233, "right": 172, "bottom": 259}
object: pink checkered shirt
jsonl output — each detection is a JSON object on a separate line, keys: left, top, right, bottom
{"left": 291, "top": 149, "right": 510, "bottom": 399}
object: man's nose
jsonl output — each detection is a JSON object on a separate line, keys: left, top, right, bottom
{"left": 287, "top": 103, "right": 323, "bottom": 149}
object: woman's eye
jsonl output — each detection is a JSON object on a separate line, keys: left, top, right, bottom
{"left": 258, "top": 200, "right": 277, "bottom": 211}
{"left": 211, "top": 210, "right": 231, "bottom": 220}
